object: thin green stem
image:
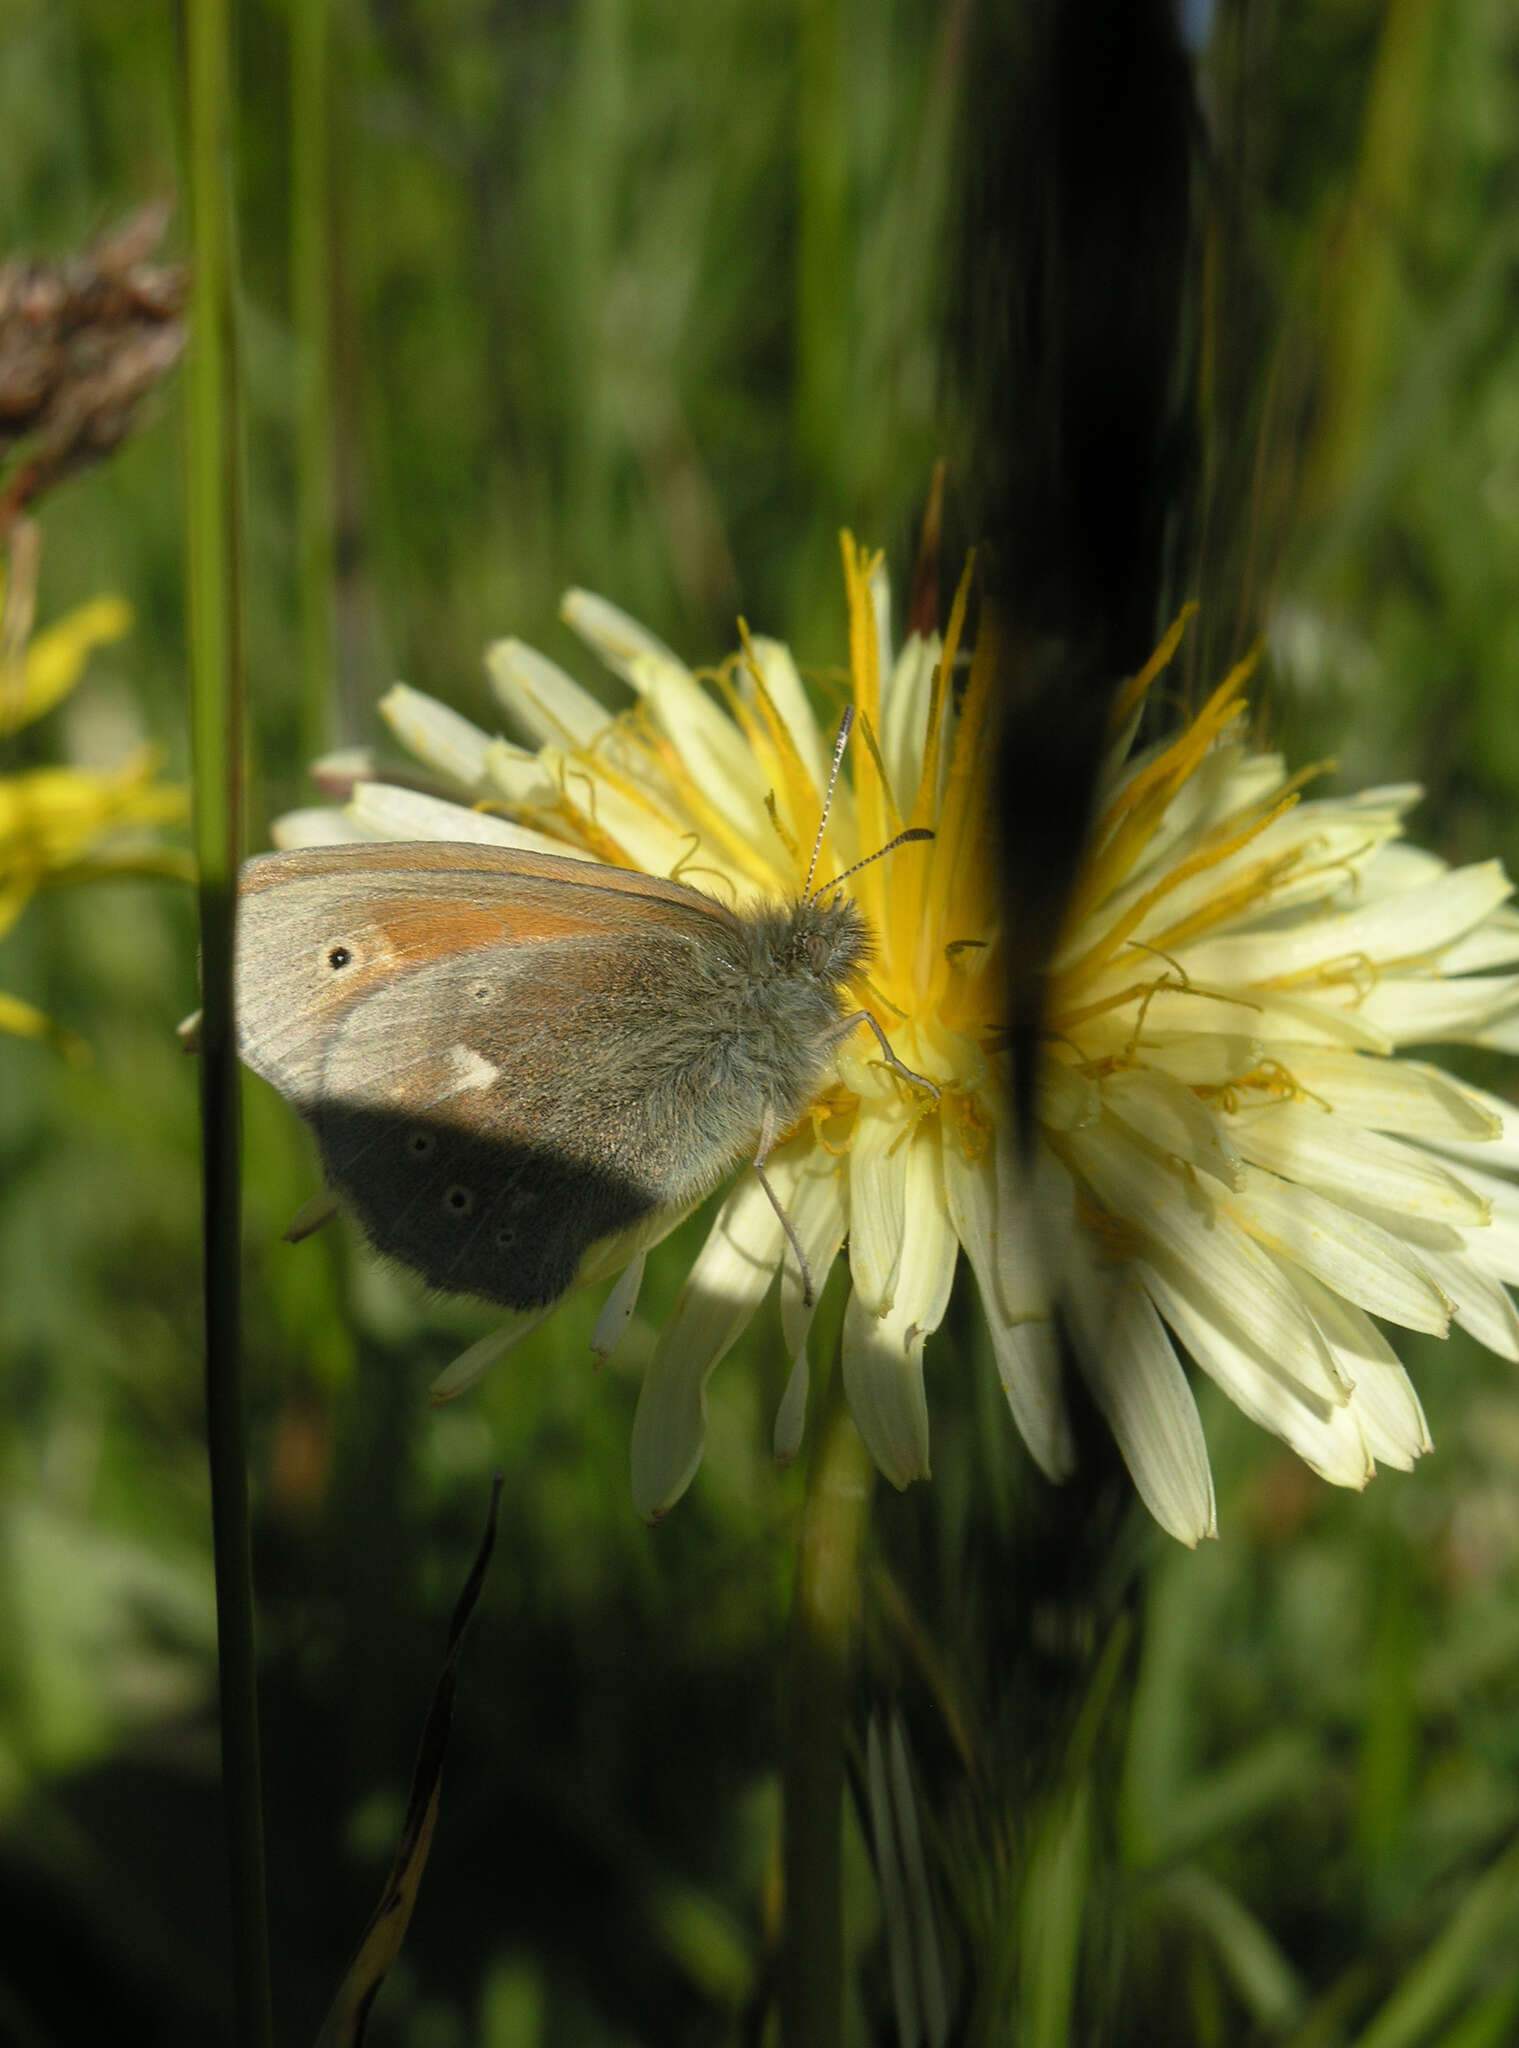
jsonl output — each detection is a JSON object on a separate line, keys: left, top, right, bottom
{"left": 779, "top": 1318, "right": 873, "bottom": 2048}
{"left": 183, "top": 2, "right": 272, "bottom": 2042}
{"left": 795, "top": 0, "right": 848, "bottom": 486}
{"left": 292, "top": 0, "right": 335, "bottom": 767}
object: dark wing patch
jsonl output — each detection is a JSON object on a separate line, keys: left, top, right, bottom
{"left": 308, "top": 930, "right": 731, "bottom": 1309}
{"left": 313, "top": 1098, "right": 658, "bottom": 1308}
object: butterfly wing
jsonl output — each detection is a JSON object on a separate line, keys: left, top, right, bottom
{"left": 310, "top": 935, "right": 701, "bottom": 1306}
{"left": 236, "top": 842, "right": 745, "bottom": 1308}
{"left": 236, "top": 841, "right": 734, "bottom": 1105}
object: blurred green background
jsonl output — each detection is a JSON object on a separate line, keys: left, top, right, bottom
{"left": 6, "top": 1, "right": 1519, "bottom": 2043}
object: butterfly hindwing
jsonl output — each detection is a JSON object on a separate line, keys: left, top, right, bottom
{"left": 309, "top": 930, "right": 730, "bottom": 1307}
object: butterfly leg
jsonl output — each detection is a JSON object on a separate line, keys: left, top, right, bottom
{"left": 833, "top": 1010, "right": 941, "bottom": 1101}
{"left": 754, "top": 1102, "right": 817, "bottom": 1308}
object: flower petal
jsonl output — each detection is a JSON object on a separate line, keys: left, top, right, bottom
{"left": 881, "top": 632, "right": 938, "bottom": 820}
{"left": 629, "top": 1176, "right": 784, "bottom": 1519}
{"left": 1137, "top": 1255, "right": 1373, "bottom": 1487}
{"left": 1281, "top": 1049, "right": 1501, "bottom": 1143}
{"left": 270, "top": 806, "right": 370, "bottom": 848}
{"left": 838, "top": 1125, "right": 956, "bottom": 1488}
{"left": 1179, "top": 860, "right": 1513, "bottom": 985}
{"left": 1356, "top": 973, "right": 1519, "bottom": 1043}
{"left": 1291, "top": 1270, "right": 1431, "bottom": 1471}
{"left": 380, "top": 683, "right": 493, "bottom": 790}
{"left": 14, "top": 593, "right": 132, "bottom": 726}
{"left": 430, "top": 1312, "right": 549, "bottom": 1401}
{"left": 744, "top": 635, "right": 831, "bottom": 794}
{"left": 776, "top": 1149, "right": 850, "bottom": 1412}
{"left": 347, "top": 783, "right": 561, "bottom": 849}
{"left": 1224, "top": 1164, "right": 1450, "bottom": 1336}
{"left": 1105, "top": 1066, "right": 1243, "bottom": 1188}
{"left": 773, "top": 1349, "right": 811, "bottom": 1469}
{"left": 944, "top": 1120, "right": 1073, "bottom": 1477}
{"left": 1409, "top": 1245, "right": 1519, "bottom": 1360}
{"left": 891, "top": 1124, "right": 959, "bottom": 1340}
{"left": 848, "top": 1101, "right": 911, "bottom": 1313}
{"left": 484, "top": 737, "right": 562, "bottom": 810}
{"left": 486, "top": 635, "right": 613, "bottom": 748}
{"left": 842, "top": 1287, "right": 931, "bottom": 1488}
{"left": 591, "top": 1251, "right": 646, "bottom": 1362}
{"left": 534, "top": 743, "right": 748, "bottom": 887}
{"left": 1227, "top": 1100, "right": 1489, "bottom": 1226}
{"left": 1419, "top": 1080, "right": 1519, "bottom": 1171}
{"left": 1067, "top": 1114, "right": 1346, "bottom": 1407}
{"left": 1134, "top": 1032, "right": 1266, "bottom": 1088}
{"left": 561, "top": 587, "right": 683, "bottom": 681}
{"left": 985, "top": 1315, "right": 1075, "bottom": 1481}
{"left": 1436, "top": 910, "right": 1519, "bottom": 973}
{"left": 993, "top": 1120, "right": 1063, "bottom": 1322}
{"left": 563, "top": 590, "right": 779, "bottom": 854}
{"left": 1063, "top": 1250, "right": 1216, "bottom": 1544}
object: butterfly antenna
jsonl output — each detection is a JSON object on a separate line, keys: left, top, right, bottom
{"left": 804, "top": 705, "right": 854, "bottom": 900}
{"left": 810, "top": 825, "right": 934, "bottom": 904}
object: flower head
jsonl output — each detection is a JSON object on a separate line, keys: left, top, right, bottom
{"left": 0, "top": 573, "right": 187, "bottom": 1051}
{"left": 282, "top": 544, "right": 1519, "bottom": 1542}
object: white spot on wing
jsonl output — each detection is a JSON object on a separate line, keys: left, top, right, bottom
{"left": 440, "top": 1044, "right": 499, "bottom": 1097}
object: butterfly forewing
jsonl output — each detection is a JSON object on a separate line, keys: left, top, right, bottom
{"left": 235, "top": 842, "right": 734, "bottom": 1106}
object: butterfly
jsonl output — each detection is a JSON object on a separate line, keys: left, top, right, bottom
{"left": 235, "top": 716, "right": 932, "bottom": 1311}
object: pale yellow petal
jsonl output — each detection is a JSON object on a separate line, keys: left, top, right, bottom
{"left": 940, "top": 1116, "right": 1071, "bottom": 1475}
{"left": 1411, "top": 1245, "right": 1519, "bottom": 1361}
{"left": 1291, "top": 1271, "right": 1431, "bottom": 1471}
{"left": 983, "top": 1314, "right": 1076, "bottom": 1482}
{"left": 744, "top": 635, "right": 831, "bottom": 795}
{"left": 1227, "top": 1101, "right": 1489, "bottom": 1226}
{"left": 269, "top": 807, "right": 371, "bottom": 849}
{"left": 591, "top": 1252, "right": 646, "bottom": 1362}
{"left": 483, "top": 737, "right": 562, "bottom": 810}
{"left": 890, "top": 1124, "right": 959, "bottom": 1340}
{"left": 380, "top": 683, "right": 493, "bottom": 790}
{"left": 486, "top": 636, "right": 613, "bottom": 748}
{"left": 842, "top": 1287, "right": 931, "bottom": 1489}
{"left": 630, "top": 1176, "right": 784, "bottom": 1520}
{"left": 1067, "top": 1115, "right": 1347, "bottom": 1407}
{"left": 1064, "top": 1251, "right": 1216, "bottom": 1544}
{"left": 1279, "top": 1049, "right": 1501, "bottom": 1143}
{"left": 1356, "top": 973, "right": 1519, "bottom": 1043}
{"left": 881, "top": 632, "right": 938, "bottom": 820}
{"left": 348, "top": 782, "right": 592, "bottom": 858}
{"left": 1224, "top": 1164, "right": 1450, "bottom": 1336}
{"left": 1179, "top": 860, "right": 1513, "bottom": 985}
{"left": 847, "top": 1101, "right": 911, "bottom": 1314}
{"left": 430, "top": 1312, "right": 549, "bottom": 1401}
{"left": 1105, "top": 1065, "right": 1242, "bottom": 1188}
{"left": 776, "top": 1148, "right": 850, "bottom": 1386}
{"left": 1138, "top": 1256, "right": 1373, "bottom": 1488}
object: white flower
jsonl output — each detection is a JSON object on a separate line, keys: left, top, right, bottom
{"left": 278, "top": 554, "right": 1519, "bottom": 1544}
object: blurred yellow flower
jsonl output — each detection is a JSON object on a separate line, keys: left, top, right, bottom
{"left": 0, "top": 573, "right": 188, "bottom": 1050}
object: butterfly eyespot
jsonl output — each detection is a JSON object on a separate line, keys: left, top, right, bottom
{"left": 325, "top": 944, "right": 353, "bottom": 971}
{"left": 470, "top": 982, "right": 491, "bottom": 1003}
{"left": 443, "top": 1185, "right": 474, "bottom": 1216}
{"left": 493, "top": 1226, "right": 517, "bottom": 1251}
{"left": 407, "top": 1130, "right": 435, "bottom": 1158}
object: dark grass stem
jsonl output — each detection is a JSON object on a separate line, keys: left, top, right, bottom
{"left": 779, "top": 1311, "right": 874, "bottom": 2047}
{"left": 183, "top": 2, "right": 273, "bottom": 2041}
{"left": 292, "top": 0, "right": 335, "bottom": 767}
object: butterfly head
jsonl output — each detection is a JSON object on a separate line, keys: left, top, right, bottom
{"left": 782, "top": 889, "right": 873, "bottom": 988}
